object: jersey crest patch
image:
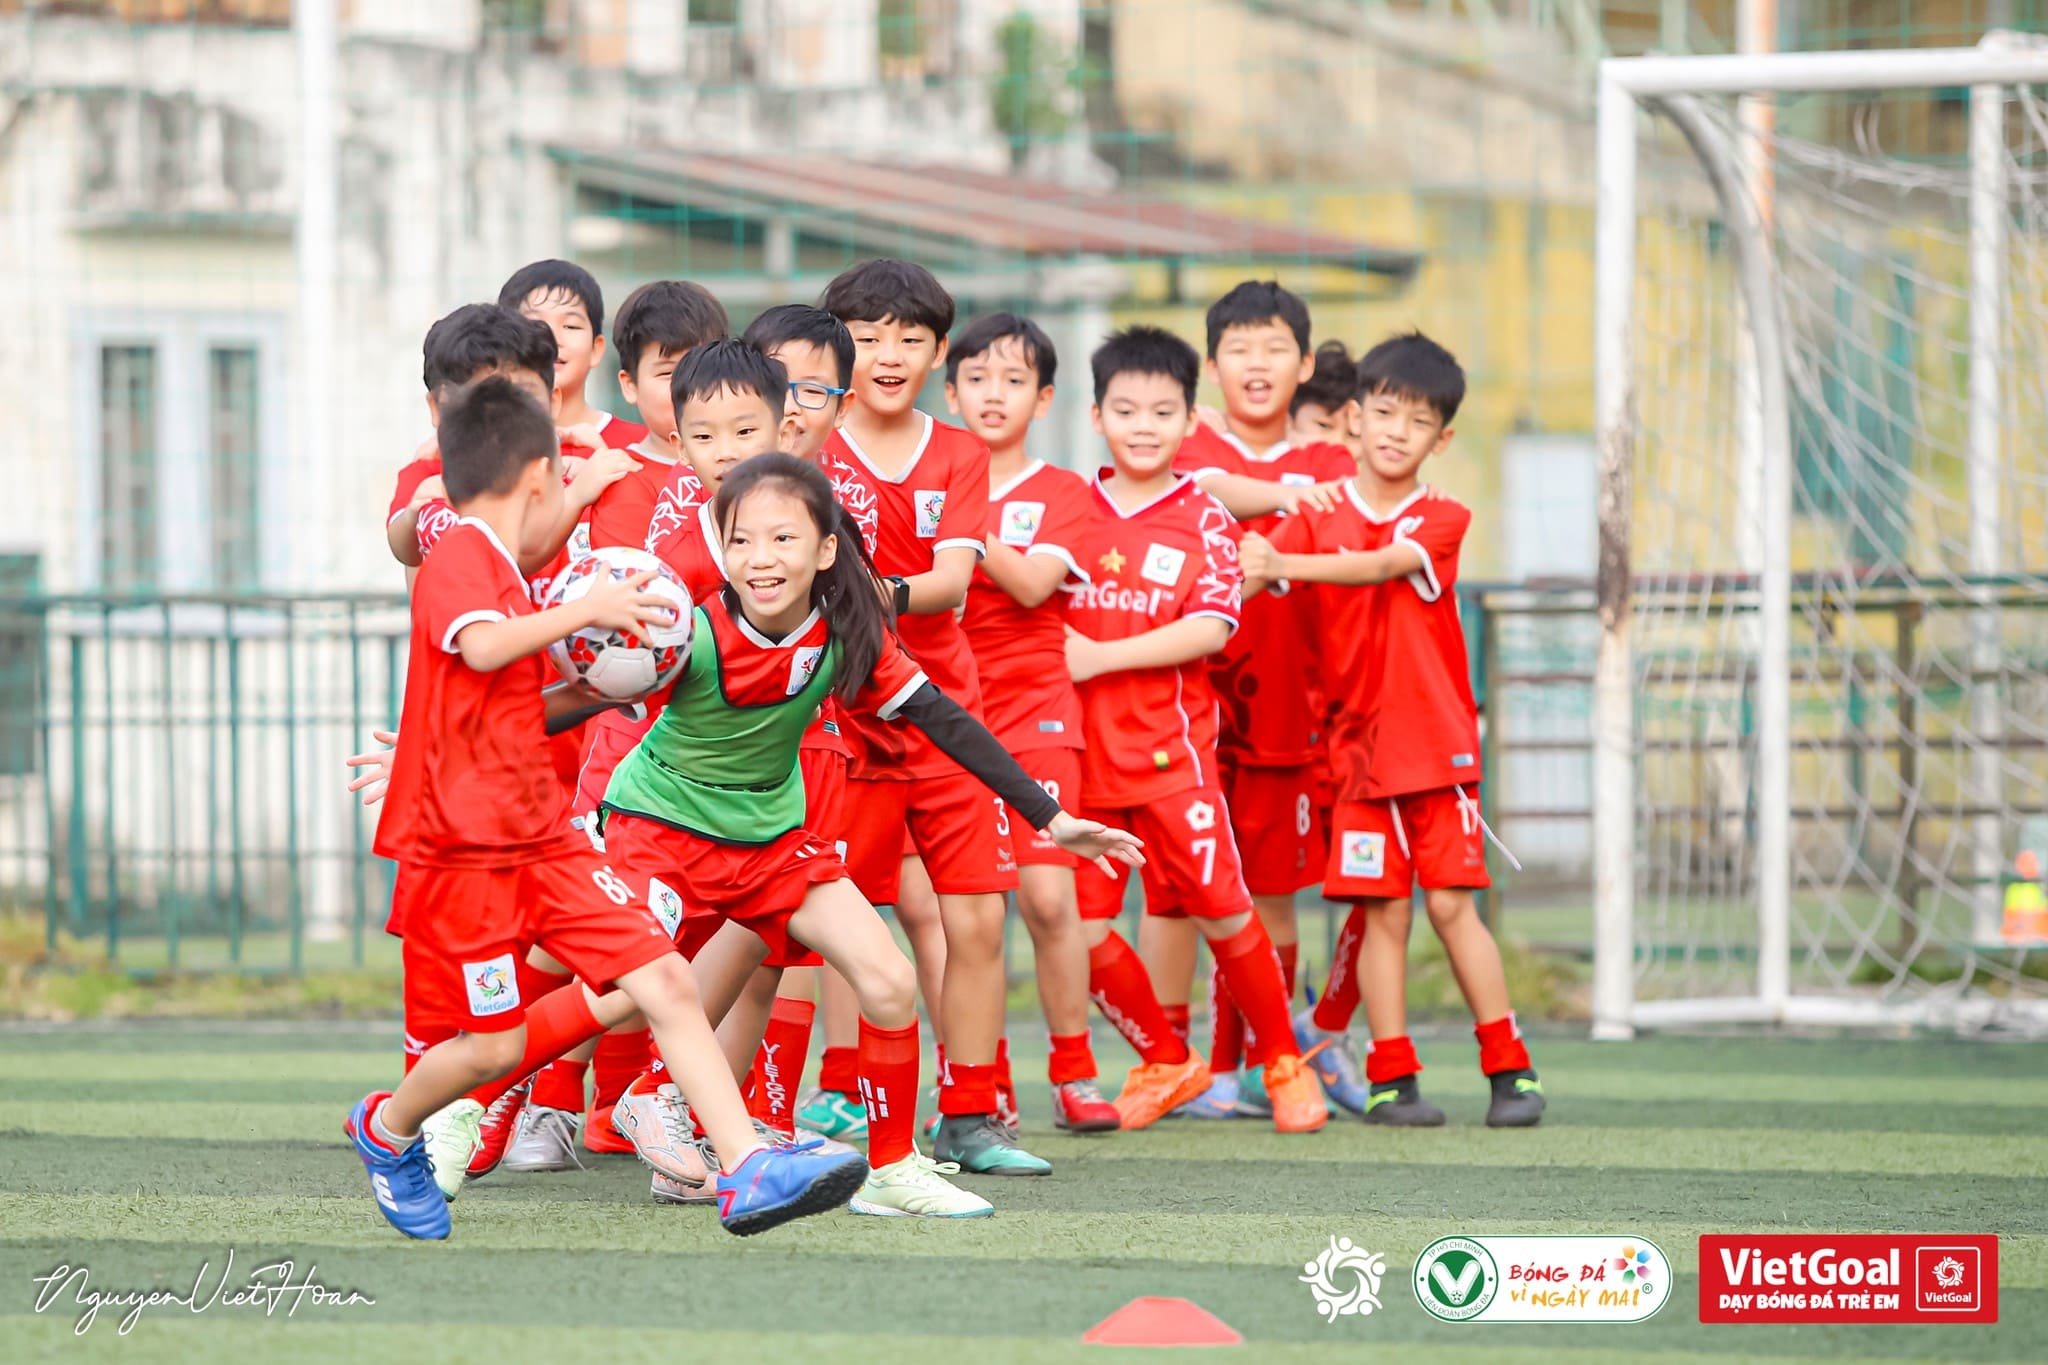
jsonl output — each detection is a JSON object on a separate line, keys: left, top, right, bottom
{"left": 647, "top": 877, "right": 684, "bottom": 938}
{"left": 463, "top": 952, "right": 521, "bottom": 1018}
{"left": 1141, "top": 543, "right": 1187, "bottom": 587}
{"left": 1184, "top": 798, "right": 1217, "bottom": 832}
{"left": 788, "top": 645, "right": 826, "bottom": 696}
{"left": 1339, "top": 830, "right": 1386, "bottom": 880}
{"left": 915, "top": 490, "right": 946, "bottom": 538}
{"left": 999, "top": 501, "right": 1045, "bottom": 547}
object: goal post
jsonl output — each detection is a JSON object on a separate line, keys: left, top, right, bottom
{"left": 1592, "top": 33, "right": 2048, "bottom": 1038}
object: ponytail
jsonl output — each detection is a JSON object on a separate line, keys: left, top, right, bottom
{"left": 714, "top": 453, "right": 891, "bottom": 702}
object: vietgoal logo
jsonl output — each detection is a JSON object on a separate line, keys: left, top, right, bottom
{"left": 1698, "top": 1235, "right": 1997, "bottom": 1324}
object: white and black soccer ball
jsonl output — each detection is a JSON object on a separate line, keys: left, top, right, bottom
{"left": 543, "top": 546, "right": 694, "bottom": 701}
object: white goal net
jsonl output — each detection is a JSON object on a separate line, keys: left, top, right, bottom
{"left": 1592, "top": 36, "right": 2048, "bottom": 1036}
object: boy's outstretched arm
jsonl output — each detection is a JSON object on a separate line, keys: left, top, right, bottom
{"left": 1240, "top": 531, "right": 1423, "bottom": 590}
{"left": 1194, "top": 473, "right": 1343, "bottom": 521}
{"left": 1064, "top": 616, "right": 1230, "bottom": 684}
{"left": 452, "top": 570, "right": 673, "bottom": 673}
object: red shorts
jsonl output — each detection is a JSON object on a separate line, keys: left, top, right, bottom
{"left": 841, "top": 770, "right": 1018, "bottom": 903}
{"left": 1222, "top": 763, "right": 1327, "bottom": 896}
{"left": 1075, "top": 785, "right": 1252, "bottom": 923}
{"left": 573, "top": 707, "right": 657, "bottom": 831}
{"left": 1325, "top": 784, "right": 1491, "bottom": 899}
{"left": 1017, "top": 748, "right": 1082, "bottom": 868}
{"left": 603, "top": 812, "right": 846, "bottom": 969}
{"left": 398, "top": 845, "right": 676, "bottom": 1036}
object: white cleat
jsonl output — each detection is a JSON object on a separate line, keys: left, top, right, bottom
{"left": 848, "top": 1151, "right": 995, "bottom": 1219}
{"left": 649, "top": 1165, "right": 718, "bottom": 1206}
{"left": 419, "top": 1098, "right": 484, "bottom": 1201}
{"left": 612, "top": 1083, "right": 712, "bottom": 1187}
{"left": 501, "top": 1104, "right": 584, "bottom": 1172}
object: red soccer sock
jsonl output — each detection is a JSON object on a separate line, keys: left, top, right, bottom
{"left": 747, "top": 996, "right": 815, "bottom": 1134}
{"left": 939, "top": 1061, "right": 997, "bottom": 1117}
{"left": 1087, "top": 932, "right": 1189, "bottom": 1066}
{"left": 624, "top": 1066, "right": 664, "bottom": 1099}
{"left": 591, "top": 1028, "right": 651, "bottom": 1113}
{"left": 529, "top": 1057, "right": 589, "bottom": 1112}
{"left": 1209, "top": 919, "right": 1299, "bottom": 1067}
{"left": 1278, "top": 940, "right": 1299, "bottom": 1000}
{"left": 858, "top": 1016, "right": 921, "bottom": 1168}
{"left": 465, "top": 982, "right": 603, "bottom": 1108}
{"left": 1208, "top": 964, "right": 1245, "bottom": 1072}
{"left": 1163, "top": 1003, "right": 1192, "bottom": 1044}
{"left": 1047, "top": 1032, "right": 1096, "bottom": 1085}
{"left": 1475, "top": 1013, "right": 1532, "bottom": 1076}
{"left": 819, "top": 1045, "right": 860, "bottom": 1097}
{"left": 994, "top": 1037, "right": 1019, "bottom": 1120}
{"left": 1313, "top": 906, "right": 1368, "bottom": 1033}
{"left": 1365, "top": 1033, "right": 1421, "bottom": 1084}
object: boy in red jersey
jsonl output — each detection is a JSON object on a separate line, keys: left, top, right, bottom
{"left": 1239, "top": 331, "right": 1546, "bottom": 1129}
{"left": 498, "top": 259, "right": 648, "bottom": 449}
{"left": 1287, "top": 340, "right": 1365, "bottom": 455}
{"left": 1155, "top": 282, "right": 1361, "bottom": 1120}
{"left": 346, "top": 375, "right": 869, "bottom": 1240}
{"left": 819, "top": 260, "right": 1044, "bottom": 1175}
{"left": 1042, "top": 326, "right": 1328, "bottom": 1136}
{"left": 948, "top": 313, "right": 1119, "bottom": 1134}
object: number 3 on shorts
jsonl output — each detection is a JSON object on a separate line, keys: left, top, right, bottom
{"left": 592, "top": 865, "right": 634, "bottom": 906}
{"left": 992, "top": 797, "right": 1011, "bottom": 839}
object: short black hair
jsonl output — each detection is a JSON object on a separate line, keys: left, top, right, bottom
{"left": 1091, "top": 325, "right": 1200, "bottom": 406}
{"left": 437, "top": 375, "right": 559, "bottom": 505}
{"left": 498, "top": 259, "right": 606, "bottom": 336}
{"left": 1205, "top": 279, "right": 1311, "bottom": 357}
{"left": 421, "top": 304, "right": 557, "bottom": 394}
{"left": 1291, "top": 339, "right": 1359, "bottom": 417}
{"left": 1357, "top": 330, "right": 1466, "bottom": 424}
{"left": 743, "top": 304, "right": 855, "bottom": 389}
{"left": 670, "top": 337, "right": 790, "bottom": 419}
{"left": 612, "top": 280, "right": 729, "bottom": 376}
{"left": 946, "top": 312, "right": 1057, "bottom": 388}
{"left": 819, "top": 258, "right": 955, "bottom": 336}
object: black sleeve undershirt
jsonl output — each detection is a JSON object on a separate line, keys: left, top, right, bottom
{"left": 895, "top": 682, "right": 1063, "bottom": 831}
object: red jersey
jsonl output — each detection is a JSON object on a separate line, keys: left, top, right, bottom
{"left": 588, "top": 443, "right": 683, "bottom": 551}
{"left": 962, "top": 460, "right": 1090, "bottom": 754}
{"left": 1054, "top": 474, "right": 1243, "bottom": 807}
{"left": 1174, "top": 423, "right": 1354, "bottom": 769}
{"left": 375, "top": 518, "right": 583, "bottom": 867}
{"left": 389, "top": 455, "right": 441, "bottom": 525}
{"left": 825, "top": 414, "right": 989, "bottom": 778}
{"left": 596, "top": 411, "right": 648, "bottom": 450}
{"left": 1268, "top": 482, "right": 1480, "bottom": 800}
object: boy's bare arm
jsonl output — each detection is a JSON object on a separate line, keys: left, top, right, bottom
{"left": 452, "top": 570, "right": 672, "bottom": 673}
{"left": 1240, "top": 531, "right": 1424, "bottom": 589}
{"left": 387, "top": 508, "right": 425, "bottom": 567}
{"left": 904, "top": 544, "right": 978, "bottom": 614}
{"left": 1065, "top": 616, "right": 1231, "bottom": 684}
{"left": 979, "top": 539, "right": 1067, "bottom": 608}
{"left": 1195, "top": 473, "right": 1342, "bottom": 521}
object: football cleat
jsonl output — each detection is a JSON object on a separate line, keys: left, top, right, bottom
{"left": 344, "top": 1092, "right": 450, "bottom": 1240}
{"left": 583, "top": 1094, "right": 636, "bottom": 1154}
{"left": 1171, "top": 1070, "right": 1239, "bottom": 1121}
{"left": 613, "top": 1082, "right": 712, "bottom": 1186}
{"left": 1486, "top": 1069, "right": 1547, "bottom": 1128}
{"left": 418, "top": 1097, "right": 484, "bottom": 1201}
{"left": 650, "top": 1165, "right": 718, "bottom": 1206}
{"left": 715, "top": 1140, "right": 869, "bottom": 1236}
{"left": 466, "top": 1079, "right": 530, "bottom": 1180}
{"left": 1112, "top": 1053, "right": 1212, "bottom": 1132}
{"left": 1263, "top": 1054, "right": 1330, "bottom": 1134}
{"left": 1049, "top": 1079, "right": 1120, "bottom": 1133}
{"left": 932, "top": 1115, "right": 1052, "bottom": 1176}
{"left": 793, "top": 1087, "right": 869, "bottom": 1142}
{"left": 848, "top": 1152, "right": 995, "bottom": 1219}
{"left": 502, "top": 1104, "right": 585, "bottom": 1171}
{"left": 1233, "top": 1064, "right": 1274, "bottom": 1119}
{"left": 1292, "top": 1009, "right": 1370, "bottom": 1116}
{"left": 1363, "top": 1074, "right": 1447, "bottom": 1127}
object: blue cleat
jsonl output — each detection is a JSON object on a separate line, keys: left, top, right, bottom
{"left": 715, "top": 1138, "right": 870, "bottom": 1237}
{"left": 1293, "top": 1008, "right": 1371, "bottom": 1116}
{"left": 345, "top": 1091, "right": 451, "bottom": 1240}
{"left": 1174, "top": 1070, "right": 1243, "bottom": 1119}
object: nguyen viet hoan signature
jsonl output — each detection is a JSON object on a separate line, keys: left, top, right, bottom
{"left": 31, "top": 1252, "right": 376, "bottom": 1336}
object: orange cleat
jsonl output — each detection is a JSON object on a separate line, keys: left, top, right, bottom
{"left": 1263, "top": 1054, "right": 1330, "bottom": 1134}
{"left": 1112, "top": 1053, "right": 1212, "bottom": 1131}
{"left": 583, "top": 1092, "right": 638, "bottom": 1154}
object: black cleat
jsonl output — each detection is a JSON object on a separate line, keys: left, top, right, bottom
{"left": 1362, "top": 1074, "right": 1446, "bottom": 1127}
{"left": 1485, "top": 1069, "right": 1546, "bottom": 1128}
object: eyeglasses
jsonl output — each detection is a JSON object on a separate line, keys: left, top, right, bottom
{"left": 788, "top": 381, "right": 849, "bottom": 411}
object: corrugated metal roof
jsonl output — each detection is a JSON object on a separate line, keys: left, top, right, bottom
{"left": 546, "top": 142, "right": 1418, "bottom": 277}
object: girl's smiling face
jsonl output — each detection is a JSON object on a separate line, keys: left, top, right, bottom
{"left": 722, "top": 485, "right": 835, "bottom": 630}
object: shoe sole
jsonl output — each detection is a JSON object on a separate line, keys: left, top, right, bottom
{"left": 501, "top": 1155, "right": 578, "bottom": 1171}
{"left": 721, "top": 1160, "right": 871, "bottom": 1237}
{"left": 1051, "top": 1116, "right": 1121, "bottom": 1134}
{"left": 1116, "top": 1067, "right": 1215, "bottom": 1132}
{"left": 847, "top": 1195, "right": 995, "bottom": 1219}
{"left": 1486, "top": 1101, "right": 1547, "bottom": 1129}
{"left": 948, "top": 1158, "right": 1052, "bottom": 1177}
{"left": 1364, "top": 1109, "right": 1447, "bottom": 1128}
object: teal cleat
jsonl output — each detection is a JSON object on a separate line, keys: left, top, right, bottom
{"left": 793, "top": 1087, "right": 869, "bottom": 1142}
{"left": 1233, "top": 1065, "right": 1273, "bottom": 1118}
{"left": 932, "top": 1115, "right": 1052, "bottom": 1176}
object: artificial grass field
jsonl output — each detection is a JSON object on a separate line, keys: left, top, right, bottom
{"left": 2, "top": 1020, "right": 2043, "bottom": 1363}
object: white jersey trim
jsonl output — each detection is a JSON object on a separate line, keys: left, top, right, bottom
{"left": 440, "top": 609, "right": 507, "bottom": 654}
{"left": 1339, "top": 480, "right": 1430, "bottom": 525}
{"left": 934, "top": 536, "right": 987, "bottom": 560}
{"left": 1024, "top": 541, "right": 1084, "bottom": 583}
{"left": 456, "top": 515, "right": 525, "bottom": 580}
{"left": 1090, "top": 471, "right": 1197, "bottom": 521}
{"left": 875, "top": 670, "right": 929, "bottom": 721}
{"left": 696, "top": 502, "right": 732, "bottom": 583}
{"left": 1186, "top": 607, "right": 1242, "bottom": 637}
{"left": 988, "top": 458, "right": 1045, "bottom": 501}
{"left": 733, "top": 606, "right": 823, "bottom": 649}
{"left": 836, "top": 411, "right": 934, "bottom": 485}
{"left": 1391, "top": 516, "right": 1441, "bottom": 602}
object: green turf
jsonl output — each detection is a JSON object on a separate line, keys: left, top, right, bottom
{"left": 3, "top": 1022, "right": 2043, "bottom": 1363}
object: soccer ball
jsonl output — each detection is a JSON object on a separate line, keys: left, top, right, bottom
{"left": 543, "top": 546, "right": 694, "bottom": 700}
